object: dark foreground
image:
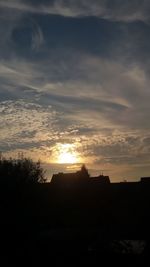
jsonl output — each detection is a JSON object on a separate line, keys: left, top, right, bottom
{"left": 1, "top": 181, "right": 150, "bottom": 266}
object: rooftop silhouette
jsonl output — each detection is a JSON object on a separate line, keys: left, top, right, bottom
{"left": 51, "top": 164, "right": 110, "bottom": 187}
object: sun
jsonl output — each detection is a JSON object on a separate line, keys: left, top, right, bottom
{"left": 55, "top": 143, "right": 79, "bottom": 164}
{"left": 58, "top": 151, "right": 77, "bottom": 164}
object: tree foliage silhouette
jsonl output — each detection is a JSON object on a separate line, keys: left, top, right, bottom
{"left": 0, "top": 156, "right": 46, "bottom": 186}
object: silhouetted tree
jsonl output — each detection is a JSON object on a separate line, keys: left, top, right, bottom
{"left": 0, "top": 156, "right": 46, "bottom": 186}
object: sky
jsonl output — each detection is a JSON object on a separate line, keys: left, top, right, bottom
{"left": 1, "top": 0, "right": 150, "bottom": 182}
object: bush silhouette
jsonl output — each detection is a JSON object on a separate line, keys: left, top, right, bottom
{"left": 0, "top": 156, "right": 46, "bottom": 186}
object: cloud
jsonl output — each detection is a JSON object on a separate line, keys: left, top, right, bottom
{"left": 1, "top": 51, "right": 150, "bottom": 138}
{"left": 0, "top": 0, "right": 150, "bottom": 22}
{"left": 0, "top": 100, "right": 58, "bottom": 152}
{"left": 38, "top": 56, "right": 150, "bottom": 131}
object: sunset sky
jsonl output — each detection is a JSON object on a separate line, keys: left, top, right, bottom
{"left": 1, "top": 1, "right": 150, "bottom": 182}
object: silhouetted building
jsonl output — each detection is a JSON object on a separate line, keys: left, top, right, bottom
{"left": 140, "top": 177, "right": 150, "bottom": 183}
{"left": 90, "top": 175, "right": 110, "bottom": 185}
{"left": 51, "top": 165, "right": 110, "bottom": 187}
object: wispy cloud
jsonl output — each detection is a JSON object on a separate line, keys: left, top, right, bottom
{"left": 0, "top": 0, "right": 150, "bottom": 22}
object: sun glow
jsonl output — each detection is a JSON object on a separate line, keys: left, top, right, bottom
{"left": 55, "top": 143, "right": 79, "bottom": 164}
{"left": 58, "top": 151, "right": 77, "bottom": 164}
